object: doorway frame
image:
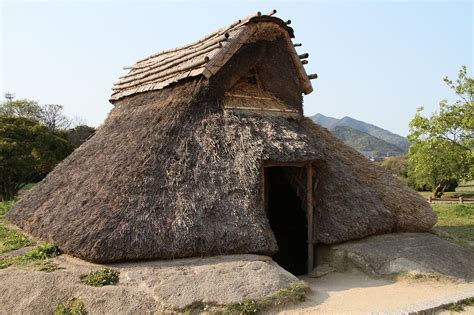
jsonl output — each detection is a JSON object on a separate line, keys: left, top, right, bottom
{"left": 263, "top": 161, "right": 314, "bottom": 274}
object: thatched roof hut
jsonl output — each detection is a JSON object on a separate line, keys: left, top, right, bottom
{"left": 8, "top": 11, "right": 436, "bottom": 275}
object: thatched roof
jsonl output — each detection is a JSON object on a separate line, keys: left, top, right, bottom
{"left": 110, "top": 10, "right": 312, "bottom": 101}
{"left": 7, "top": 12, "right": 436, "bottom": 263}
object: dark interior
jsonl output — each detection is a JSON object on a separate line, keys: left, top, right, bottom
{"left": 266, "top": 167, "right": 308, "bottom": 275}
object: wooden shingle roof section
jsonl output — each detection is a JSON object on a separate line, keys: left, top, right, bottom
{"left": 110, "top": 10, "right": 313, "bottom": 102}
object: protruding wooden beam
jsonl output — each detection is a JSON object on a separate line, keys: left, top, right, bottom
{"left": 298, "top": 53, "right": 309, "bottom": 59}
{"left": 286, "top": 20, "right": 291, "bottom": 25}
{"left": 301, "top": 60, "right": 308, "bottom": 65}
{"left": 293, "top": 43, "right": 302, "bottom": 47}
{"left": 268, "top": 9, "right": 277, "bottom": 16}
{"left": 308, "top": 73, "right": 318, "bottom": 80}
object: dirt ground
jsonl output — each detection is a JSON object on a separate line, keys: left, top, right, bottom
{"left": 1, "top": 254, "right": 473, "bottom": 314}
{"left": 0, "top": 254, "right": 299, "bottom": 314}
{"left": 271, "top": 270, "right": 474, "bottom": 314}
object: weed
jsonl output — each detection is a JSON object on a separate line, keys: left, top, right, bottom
{"left": 225, "top": 299, "right": 258, "bottom": 315}
{"left": 0, "top": 201, "right": 15, "bottom": 217}
{"left": 0, "top": 201, "right": 32, "bottom": 253}
{"left": 464, "top": 298, "right": 474, "bottom": 306}
{"left": 262, "top": 281, "right": 309, "bottom": 305}
{"left": 0, "top": 258, "right": 13, "bottom": 269}
{"left": 0, "top": 225, "right": 32, "bottom": 253}
{"left": 182, "top": 302, "right": 207, "bottom": 315}
{"left": 37, "top": 260, "right": 60, "bottom": 272}
{"left": 444, "top": 303, "right": 464, "bottom": 312}
{"left": 390, "top": 271, "right": 459, "bottom": 283}
{"left": 0, "top": 243, "right": 60, "bottom": 271}
{"left": 23, "top": 243, "right": 60, "bottom": 260}
{"left": 224, "top": 281, "right": 309, "bottom": 314}
{"left": 82, "top": 268, "right": 119, "bottom": 287}
{"left": 54, "top": 298, "right": 85, "bottom": 315}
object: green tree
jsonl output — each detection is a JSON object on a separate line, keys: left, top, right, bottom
{"left": 0, "top": 115, "right": 73, "bottom": 201}
{"left": 381, "top": 156, "right": 408, "bottom": 177}
{"left": 0, "top": 99, "right": 43, "bottom": 121}
{"left": 408, "top": 66, "right": 474, "bottom": 197}
{"left": 0, "top": 100, "right": 71, "bottom": 130}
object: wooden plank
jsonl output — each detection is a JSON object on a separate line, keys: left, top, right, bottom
{"left": 121, "top": 41, "right": 222, "bottom": 78}
{"left": 264, "top": 161, "right": 307, "bottom": 168}
{"left": 224, "top": 106, "right": 299, "bottom": 113}
{"left": 224, "top": 93, "right": 273, "bottom": 100}
{"left": 112, "top": 58, "right": 208, "bottom": 90}
{"left": 306, "top": 161, "right": 314, "bottom": 274}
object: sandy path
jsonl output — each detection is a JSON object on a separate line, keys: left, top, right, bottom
{"left": 272, "top": 271, "right": 474, "bottom": 314}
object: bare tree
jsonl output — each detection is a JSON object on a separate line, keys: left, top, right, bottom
{"left": 40, "top": 104, "right": 71, "bottom": 129}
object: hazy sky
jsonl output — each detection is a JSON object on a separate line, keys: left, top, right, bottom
{"left": 1, "top": 0, "right": 472, "bottom": 136}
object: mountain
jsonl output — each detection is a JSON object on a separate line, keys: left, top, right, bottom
{"left": 310, "top": 114, "right": 409, "bottom": 158}
{"left": 331, "top": 126, "right": 405, "bottom": 157}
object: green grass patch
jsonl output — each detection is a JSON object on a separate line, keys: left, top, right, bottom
{"left": 224, "top": 281, "right": 310, "bottom": 314}
{"left": 54, "top": 297, "right": 85, "bottom": 315}
{"left": 0, "top": 242, "right": 60, "bottom": 271}
{"left": 0, "top": 225, "right": 32, "bottom": 253}
{"left": 0, "top": 200, "right": 15, "bottom": 217}
{"left": 432, "top": 204, "right": 474, "bottom": 247}
{"left": 0, "top": 201, "right": 33, "bottom": 254}
{"left": 23, "top": 242, "right": 60, "bottom": 260}
{"left": 179, "top": 281, "right": 309, "bottom": 314}
{"left": 444, "top": 303, "right": 465, "bottom": 312}
{"left": 82, "top": 268, "right": 119, "bottom": 287}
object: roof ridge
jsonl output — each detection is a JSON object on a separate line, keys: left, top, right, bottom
{"left": 125, "top": 10, "right": 277, "bottom": 69}
{"left": 110, "top": 10, "right": 315, "bottom": 102}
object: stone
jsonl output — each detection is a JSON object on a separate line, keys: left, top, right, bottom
{"left": 319, "top": 233, "right": 474, "bottom": 280}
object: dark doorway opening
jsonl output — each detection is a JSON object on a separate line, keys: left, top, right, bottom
{"left": 265, "top": 167, "right": 308, "bottom": 276}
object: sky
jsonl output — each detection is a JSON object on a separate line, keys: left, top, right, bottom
{"left": 1, "top": 0, "right": 472, "bottom": 136}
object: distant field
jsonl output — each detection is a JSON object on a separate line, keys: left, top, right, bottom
{"left": 432, "top": 203, "right": 474, "bottom": 249}
{"left": 419, "top": 181, "right": 474, "bottom": 199}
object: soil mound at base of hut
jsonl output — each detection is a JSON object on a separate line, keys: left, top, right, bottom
{"left": 0, "top": 254, "right": 304, "bottom": 314}
{"left": 318, "top": 233, "right": 474, "bottom": 280}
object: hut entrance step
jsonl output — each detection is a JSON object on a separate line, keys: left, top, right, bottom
{"left": 265, "top": 166, "right": 309, "bottom": 276}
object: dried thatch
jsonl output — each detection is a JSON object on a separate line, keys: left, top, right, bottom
{"left": 111, "top": 11, "right": 312, "bottom": 101}
{"left": 7, "top": 12, "right": 436, "bottom": 263}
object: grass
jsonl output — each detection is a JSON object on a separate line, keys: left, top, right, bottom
{"left": 0, "top": 201, "right": 61, "bottom": 271}
{"left": 23, "top": 242, "right": 61, "bottom": 260}
{"left": 443, "top": 298, "right": 474, "bottom": 313}
{"left": 180, "top": 281, "right": 309, "bottom": 315}
{"left": 0, "top": 242, "right": 61, "bottom": 271}
{"left": 432, "top": 203, "right": 474, "bottom": 248}
{"left": 444, "top": 303, "right": 465, "bottom": 312}
{"left": 0, "top": 200, "right": 15, "bottom": 216}
{"left": 54, "top": 298, "right": 85, "bottom": 315}
{"left": 0, "top": 225, "right": 32, "bottom": 253}
{"left": 418, "top": 181, "right": 474, "bottom": 199}
{"left": 390, "top": 271, "right": 459, "bottom": 283}
{"left": 225, "top": 281, "right": 309, "bottom": 314}
{"left": 82, "top": 268, "right": 120, "bottom": 287}
{"left": 0, "top": 201, "right": 33, "bottom": 254}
